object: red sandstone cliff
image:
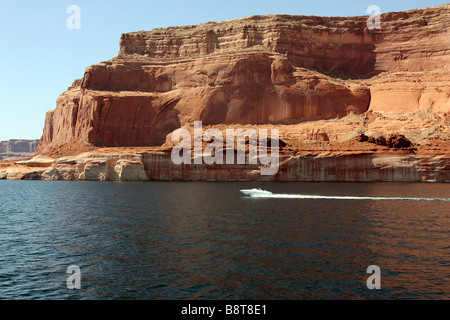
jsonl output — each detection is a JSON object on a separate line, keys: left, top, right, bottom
{"left": 7, "top": 4, "right": 446, "bottom": 182}
{"left": 37, "top": 4, "right": 449, "bottom": 155}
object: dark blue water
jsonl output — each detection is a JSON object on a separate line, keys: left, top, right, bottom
{"left": 0, "top": 181, "right": 449, "bottom": 300}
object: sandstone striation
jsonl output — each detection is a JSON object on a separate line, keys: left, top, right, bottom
{"left": 10, "top": 4, "right": 449, "bottom": 182}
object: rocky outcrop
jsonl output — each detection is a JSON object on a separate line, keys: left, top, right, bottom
{"left": 0, "top": 139, "right": 39, "bottom": 160}
{"left": 0, "top": 152, "right": 149, "bottom": 181}
{"left": 357, "top": 133, "right": 413, "bottom": 149}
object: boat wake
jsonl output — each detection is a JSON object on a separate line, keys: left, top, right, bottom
{"left": 244, "top": 192, "right": 450, "bottom": 202}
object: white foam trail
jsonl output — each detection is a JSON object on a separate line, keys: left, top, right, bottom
{"left": 248, "top": 193, "right": 450, "bottom": 202}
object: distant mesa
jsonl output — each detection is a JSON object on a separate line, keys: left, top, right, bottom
{"left": 0, "top": 140, "right": 39, "bottom": 160}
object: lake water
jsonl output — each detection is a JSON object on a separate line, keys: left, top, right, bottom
{"left": 0, "top": 181, "right": 449, "bottom": 300}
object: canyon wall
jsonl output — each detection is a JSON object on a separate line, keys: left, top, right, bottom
{"left": 36, "top": 4, "right": 449, "bottom": 156}
{"left": 1, "top": 150, "right": 449, "bottom": 182}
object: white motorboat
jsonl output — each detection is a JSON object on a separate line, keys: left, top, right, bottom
{"left": 240, "top": 188, "right": 272, "bottom": 197}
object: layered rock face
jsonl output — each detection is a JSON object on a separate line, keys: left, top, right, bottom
{"left": 37, "top": 5, "right": 449, "bottom": 155}
{"left": 21, "top": 4, "right": 449, "bottom": 181}
{"left": 38, "top": 55, "right": 370, "bottom": 152}
{"left": 0, "top": 140, "right": 39, "bottom": 160}
{"left": 2, "top": 147, "right": 449, "bottom": 182}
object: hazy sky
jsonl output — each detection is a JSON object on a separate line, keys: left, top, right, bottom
{"left": 0, "top": 0, "right": 447, "bottom": 141}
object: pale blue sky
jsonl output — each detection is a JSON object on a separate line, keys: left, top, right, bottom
{"left": 0, "top": 0, "right": 447, "bottom": 141}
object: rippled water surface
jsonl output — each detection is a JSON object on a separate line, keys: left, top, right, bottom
{"left": 0, "top": 181, "right": 449, "bottom": 300}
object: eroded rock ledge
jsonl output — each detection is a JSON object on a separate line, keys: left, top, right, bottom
{"left": 1, "top": 151, "right": 449, "bottom": 182}
{"left": 2, "top": 130, "right": 449, "bottom": 182}
{"left": 36, "top": 4, "right": 450, "bottom": 157}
